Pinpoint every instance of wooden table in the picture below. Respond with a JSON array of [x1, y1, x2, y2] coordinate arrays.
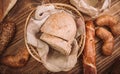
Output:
[[0, 0, 120, 74]]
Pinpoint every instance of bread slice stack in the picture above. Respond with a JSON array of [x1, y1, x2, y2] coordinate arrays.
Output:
[[40, 12, 77, 55]]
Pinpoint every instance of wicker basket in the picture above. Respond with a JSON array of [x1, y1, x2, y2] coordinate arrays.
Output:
[[24, 3, 86, 64]]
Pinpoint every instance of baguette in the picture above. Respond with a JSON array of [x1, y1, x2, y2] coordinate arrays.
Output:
[[83, 21, 97, 74]]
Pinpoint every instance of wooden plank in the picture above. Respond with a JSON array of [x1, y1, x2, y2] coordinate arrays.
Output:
[[0, 0, 120, 74]]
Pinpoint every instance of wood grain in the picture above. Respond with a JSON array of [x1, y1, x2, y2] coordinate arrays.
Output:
[[0, 0, 120, 74]]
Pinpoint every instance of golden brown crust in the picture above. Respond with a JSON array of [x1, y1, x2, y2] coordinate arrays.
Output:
[[83, 21, 97, 74], [96, 27, 114, 56], [96, 15, 117, 27], [95, 15, 120, 36], [0, 47, 29, 68], [111, 23, 120, 36]]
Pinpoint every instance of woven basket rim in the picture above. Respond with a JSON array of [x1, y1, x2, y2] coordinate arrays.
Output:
[[24, 3, 86, 62]]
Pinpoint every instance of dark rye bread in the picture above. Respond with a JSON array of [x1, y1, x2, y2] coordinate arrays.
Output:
[[0, 22, 15, 55]]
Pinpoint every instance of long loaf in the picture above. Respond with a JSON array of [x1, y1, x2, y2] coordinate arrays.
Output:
[[83, 21, 97, 74]]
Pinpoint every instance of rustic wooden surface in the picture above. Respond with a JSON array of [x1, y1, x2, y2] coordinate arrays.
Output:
[[0, 0, 120, 74]]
